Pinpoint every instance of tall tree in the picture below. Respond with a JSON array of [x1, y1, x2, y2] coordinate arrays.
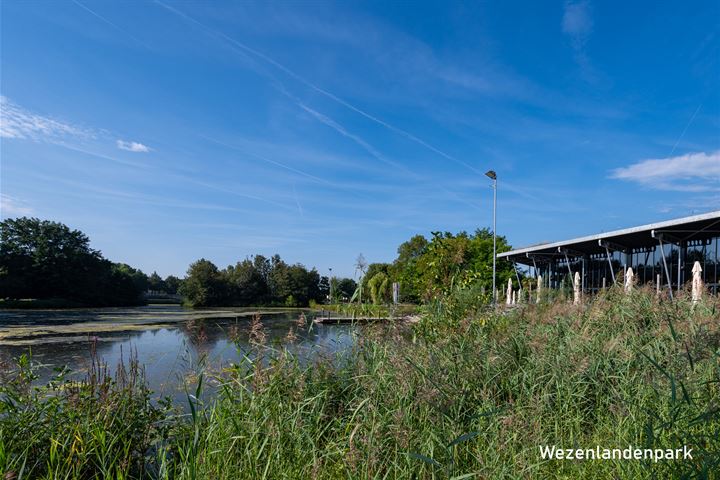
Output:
[[164, 275, 182, 294], [0, 217, 145, 305], [364, 263, 390, 301], [415, 229, 514, 300], [0, 217, 101, 299], [336, 278, 357, 301], [384, 229, 514, 303], [148, 271, 166, 292], [391, 234, 429, 303], [318, 275, 330, 302], [367, 271, 390, 305], [179, 259, 228, 307], [225, 259, 268, 305]]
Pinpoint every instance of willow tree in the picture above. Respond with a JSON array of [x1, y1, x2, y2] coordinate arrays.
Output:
[[367, 271, 390, 305]]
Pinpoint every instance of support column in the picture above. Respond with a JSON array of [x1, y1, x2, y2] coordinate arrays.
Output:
[[658, 237, 674, 300], [604, 245, 616, 285], [513, 261, 522, 298], [677, 240, 687, 292], [714, 237, 720, 294], [643, 250, 651, 286]]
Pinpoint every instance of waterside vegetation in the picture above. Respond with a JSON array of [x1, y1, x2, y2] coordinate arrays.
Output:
[[0, 218, 152, 308], [0, 218, 344, 309], [1, 218, 518, 310], [2, 287, 718, 479]]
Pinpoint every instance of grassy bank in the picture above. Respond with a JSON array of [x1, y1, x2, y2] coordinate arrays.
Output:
[[1, 288, 719, 479], [317, 302, 419, 318]]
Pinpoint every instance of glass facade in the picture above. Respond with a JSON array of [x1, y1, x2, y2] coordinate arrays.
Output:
[[500, 213, 720, 297]]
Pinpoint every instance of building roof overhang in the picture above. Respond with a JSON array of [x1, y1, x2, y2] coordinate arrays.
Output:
[[498, 210, 720, 266]]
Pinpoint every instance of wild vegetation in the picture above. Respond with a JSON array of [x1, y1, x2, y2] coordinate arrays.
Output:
[[0, 218, 151, 307], [361, 229, 515, 304], [178, 256, 334, 308], [2, 287, 718, 479], [0, 217, 352, 309], [178, 229, 517, 308], [1, 218, 517, 311]]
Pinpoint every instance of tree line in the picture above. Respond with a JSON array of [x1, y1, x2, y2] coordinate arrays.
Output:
[[178, 229, 516, 306], [0, 218, 154, 306], [178, 256, 358, 307], [1, 217, 515, 308], [0, 218, 355, 308]]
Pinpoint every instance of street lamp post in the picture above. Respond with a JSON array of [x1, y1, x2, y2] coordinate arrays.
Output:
[[329, 267, 333, 303], [485, 170, 497, 305]]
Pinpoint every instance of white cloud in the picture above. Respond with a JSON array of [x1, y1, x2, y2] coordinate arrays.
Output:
[[0, 194, 34, 217], [116, 140, 151, 152], [562, 1, 593, 40], [562, 1, 600, 82], [610, 151, 720, 191], [0, 96, 93, 141], [0, 97, 151, 156]]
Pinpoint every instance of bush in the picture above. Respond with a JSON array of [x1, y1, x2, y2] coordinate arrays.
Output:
[[0, 348, 173, 479]]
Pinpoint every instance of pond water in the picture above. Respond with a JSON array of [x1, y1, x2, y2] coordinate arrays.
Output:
[[0, 305, 356, 403]]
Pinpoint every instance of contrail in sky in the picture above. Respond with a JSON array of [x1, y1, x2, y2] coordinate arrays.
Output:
[[293, 184, 304, 217], [669, 103, 702, 157], [296, 102, 408, 173], [200, 134, 337, 187], [153, 0, 483, 175], [77, 0, 485, 212], [71, 0, 149, 48]]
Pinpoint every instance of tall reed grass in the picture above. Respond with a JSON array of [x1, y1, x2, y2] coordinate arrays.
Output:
[[1, 287, 718, 478]]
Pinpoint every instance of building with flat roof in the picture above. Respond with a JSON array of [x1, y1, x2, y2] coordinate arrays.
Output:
[[498, 211, 720, 297]]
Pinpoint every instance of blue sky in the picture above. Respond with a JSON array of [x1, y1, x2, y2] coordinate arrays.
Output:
[[1, 1, 718, 278]]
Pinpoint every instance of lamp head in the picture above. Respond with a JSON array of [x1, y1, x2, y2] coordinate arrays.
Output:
[[485, 170, 497, 180]]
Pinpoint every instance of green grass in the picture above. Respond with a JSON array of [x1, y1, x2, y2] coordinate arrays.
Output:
[[1, 287, 719, 479], [321, 302, 419, 318]]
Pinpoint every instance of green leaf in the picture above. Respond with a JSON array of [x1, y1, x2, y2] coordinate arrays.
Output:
[[448, 431, 480, 447], [408, 452, 442, 467]]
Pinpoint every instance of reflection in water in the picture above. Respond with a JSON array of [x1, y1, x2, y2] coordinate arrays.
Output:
[[0, 306, 356, 403]]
